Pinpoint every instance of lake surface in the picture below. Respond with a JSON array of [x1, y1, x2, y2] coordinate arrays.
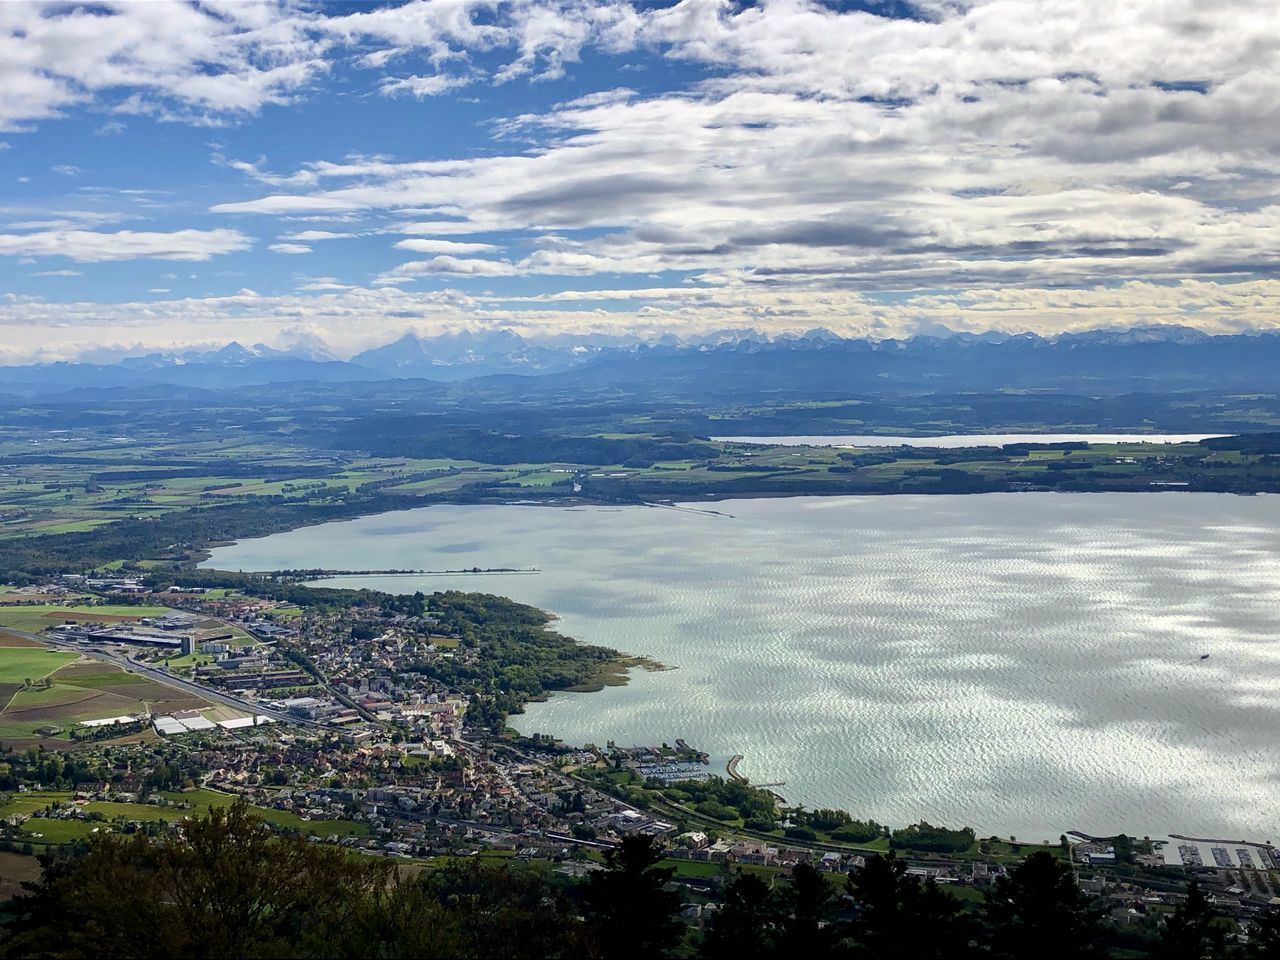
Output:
[[714, 433, 1226, 448], [206, 494, 1280, 841]]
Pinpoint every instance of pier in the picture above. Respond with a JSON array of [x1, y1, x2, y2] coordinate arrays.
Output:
[[726, 754, 784, 789]]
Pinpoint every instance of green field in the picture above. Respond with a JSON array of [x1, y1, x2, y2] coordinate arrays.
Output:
[[55, 670, 151, 690], [157, 788, 238, 809], [162, 652, 215, 668], [0, 647, 76, 685], [6, 789, 368, 843], [160, 789, 369, 836], [0, 604, 174, 635], [0, 427, 505, 542], [0, 654, 209, 745], [19, 819, 100, 844], [0, 791, 73, 819], [255, 809, 371, 838], [5, 684, 96, 710], [80, 800, 216, 822]]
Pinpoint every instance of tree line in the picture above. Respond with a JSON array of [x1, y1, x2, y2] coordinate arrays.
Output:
[[3, 802, 1277, 959]]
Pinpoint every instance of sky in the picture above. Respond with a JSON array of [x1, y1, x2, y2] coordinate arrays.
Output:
[[2, 0, 1280, 363]]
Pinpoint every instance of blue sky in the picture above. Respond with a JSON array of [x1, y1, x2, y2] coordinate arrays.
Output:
[[1, 0, 1279, 361]]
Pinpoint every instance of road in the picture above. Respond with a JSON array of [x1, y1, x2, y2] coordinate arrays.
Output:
[[12, 627, 308, 727]]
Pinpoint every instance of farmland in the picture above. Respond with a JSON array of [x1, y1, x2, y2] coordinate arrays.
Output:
[[5, 381, 1280, 572], [10, 788, 369, 849], [0, 603, 174, 635], [0, 646, 76, 686], [0, 653, 208, 746], [0, 849, 40, 902]]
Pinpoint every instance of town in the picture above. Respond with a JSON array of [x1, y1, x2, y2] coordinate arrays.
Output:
[[1, 575, 1278, 954]]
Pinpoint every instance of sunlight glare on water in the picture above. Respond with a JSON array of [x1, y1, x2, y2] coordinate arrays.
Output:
[[205, 493, 1280, 841]]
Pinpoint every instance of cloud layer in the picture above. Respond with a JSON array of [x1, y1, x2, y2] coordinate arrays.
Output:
[[3, 0, 1279, 358], [5, 276, 1280, 364]]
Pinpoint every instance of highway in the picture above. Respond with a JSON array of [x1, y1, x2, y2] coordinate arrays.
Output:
[[11, 627, 306, 727]]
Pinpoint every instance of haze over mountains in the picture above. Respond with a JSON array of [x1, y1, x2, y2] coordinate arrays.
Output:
[[2, 325, 1279, 400]]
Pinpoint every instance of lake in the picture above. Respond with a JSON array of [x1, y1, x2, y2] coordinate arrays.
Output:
[[205, 493, 1280, 841], [714, 433, 1226, 448]]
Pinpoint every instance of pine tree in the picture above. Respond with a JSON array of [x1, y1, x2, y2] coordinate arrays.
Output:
[[983, 851, 1103, 960], [582, 834, 685, 958], [1157, 879, 1226, 960], [846, 852, 975, 959], [701, 872, 780, 959]]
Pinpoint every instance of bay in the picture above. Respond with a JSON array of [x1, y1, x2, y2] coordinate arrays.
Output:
[[204, 493, 1280, 841]]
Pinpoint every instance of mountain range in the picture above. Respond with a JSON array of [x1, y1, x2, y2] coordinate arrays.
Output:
[[2, 325, 1278, 399]]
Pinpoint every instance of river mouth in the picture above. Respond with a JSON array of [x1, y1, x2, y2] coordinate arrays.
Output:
[[204, 492, 1280, 842]]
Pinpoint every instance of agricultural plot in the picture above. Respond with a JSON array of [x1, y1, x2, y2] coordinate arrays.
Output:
[[19, 819, 100, 844], [0, 603, 173, 635], [0, 850, 41, 902], [0, 654, 209, 744], [10, 789, 368, 845], [0, 647, 76, 685], [0, 632, 45, 648], [0, 792, 72, 820], [0, 424, 495, 540]]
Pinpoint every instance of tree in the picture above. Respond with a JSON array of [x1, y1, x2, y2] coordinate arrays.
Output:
[[983, 852, 1103, 960], [1244, 905, 1280, 959], [701, 873, 780, 959], [845, 852, 974, 959], [2, 801, 395, 958], [2, 803, 595, 959], [804, 808, 853, 833], [846, 852, 911, 957], [1157, 879, 1226, 960], [777, 862, 840, 955], [581, 835, 685, 958], [908, 877, 978, 959], [401, 859, 589, 959]]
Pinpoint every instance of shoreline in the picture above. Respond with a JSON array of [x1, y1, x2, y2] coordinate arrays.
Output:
[[194, 486, 1275, 567]]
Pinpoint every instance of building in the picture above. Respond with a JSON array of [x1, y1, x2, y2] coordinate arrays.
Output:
[[180, 635, 198, 657], [51, 624, 182, 649], [282, 696, 324, 716], [151, 612, 198, 631]]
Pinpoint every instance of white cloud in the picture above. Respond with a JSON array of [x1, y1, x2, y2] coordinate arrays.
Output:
[[0, 0, 645, 131], [280, 230, 350, 242], [393, 238, 500, 254], [0, 228, 251, 262], [5, 277, 1280, 363], [297, 277, 354, 292], [386, 255, 516, 277], [7, 0, 1280, 351], [379, 72, 475, 98], [0, 1, 329, 131], [202, 0, 1280, 296], [32, 269, 82, 277], [219, 156, 322, 188]]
